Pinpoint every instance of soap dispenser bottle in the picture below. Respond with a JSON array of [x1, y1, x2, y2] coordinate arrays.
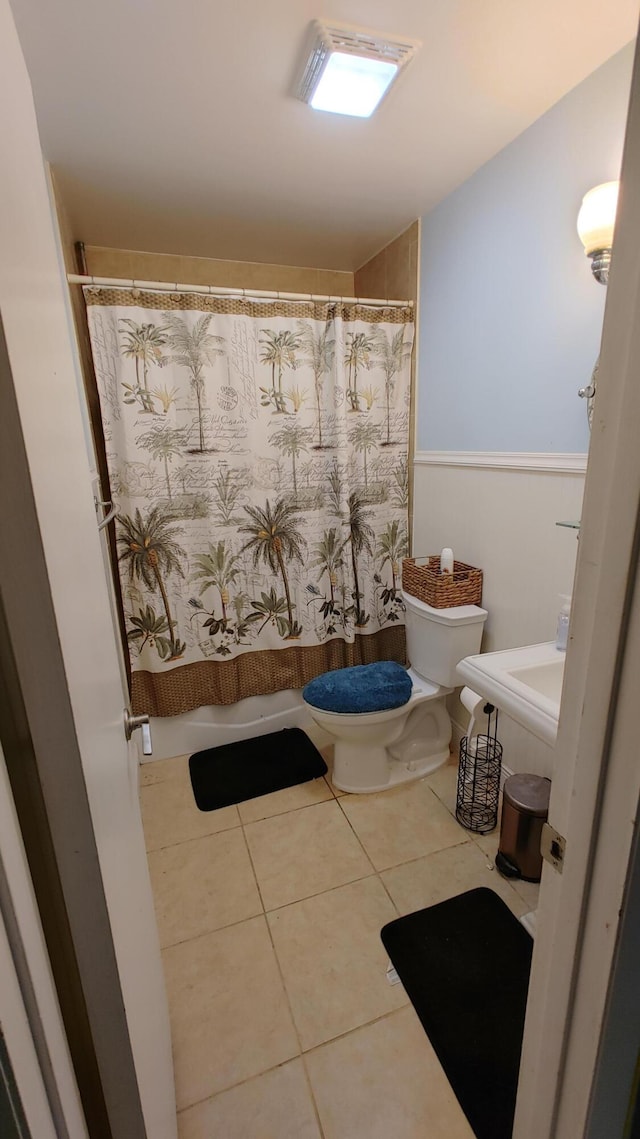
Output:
[[556, 594, 571, 652]]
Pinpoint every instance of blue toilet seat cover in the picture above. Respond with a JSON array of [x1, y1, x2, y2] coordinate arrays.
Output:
[[302, 661, 413, 714]]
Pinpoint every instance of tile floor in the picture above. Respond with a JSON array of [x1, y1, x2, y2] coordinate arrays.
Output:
[[140, 751, 538, 1139]]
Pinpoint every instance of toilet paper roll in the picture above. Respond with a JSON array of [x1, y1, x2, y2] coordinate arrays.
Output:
[[440, 547, 454, 575], [460, 686, 486, 743], [460, 687, 484, 719]]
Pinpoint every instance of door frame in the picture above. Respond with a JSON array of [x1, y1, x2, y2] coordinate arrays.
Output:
[[0, 897, 57, 1139], [0, 737, 89, 1139], [515, 24, 640, 1139]]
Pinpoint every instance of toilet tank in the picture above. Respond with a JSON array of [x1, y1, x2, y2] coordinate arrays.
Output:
[[401, 590, 488, 688]]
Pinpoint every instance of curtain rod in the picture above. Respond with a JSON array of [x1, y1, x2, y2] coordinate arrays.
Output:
[[66, 273, 413, 309]]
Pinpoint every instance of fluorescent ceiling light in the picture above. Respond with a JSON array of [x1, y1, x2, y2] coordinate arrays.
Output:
[[296, 21, 419, 119], [310, 53, 398, 118]]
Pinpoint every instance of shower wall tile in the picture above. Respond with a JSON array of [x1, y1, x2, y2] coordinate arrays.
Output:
[[354, 220, 419, 303], [355, 257, 386, 301], [386, 246, 416, 305], [174, 255, 245, 287], [354, 219, 419, 550], [84, 245, 354, 296], [129, 250, 178, 282], [317, 269, 356, 295], [86, 246, 135, 279]]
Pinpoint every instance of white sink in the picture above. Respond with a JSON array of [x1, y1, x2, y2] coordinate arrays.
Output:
[[457, 642, 564, 746]]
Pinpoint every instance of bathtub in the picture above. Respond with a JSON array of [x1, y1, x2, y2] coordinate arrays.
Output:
[[146, 687, 331, 762]]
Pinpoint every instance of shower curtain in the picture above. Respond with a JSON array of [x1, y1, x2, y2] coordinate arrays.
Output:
[[85, 287, 413, 716]]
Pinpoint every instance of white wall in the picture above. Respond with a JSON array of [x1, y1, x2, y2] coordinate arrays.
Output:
[[413, 459, 585, 777], [418, 43, 633, 453], [413, 46, 636, 777], [413, 462, 584, 651]]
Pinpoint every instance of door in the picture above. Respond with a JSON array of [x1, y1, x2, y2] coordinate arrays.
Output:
[[0, 739, 89, 1139], [0, 2, 176, 1136], [515, 23, 640, 1139]]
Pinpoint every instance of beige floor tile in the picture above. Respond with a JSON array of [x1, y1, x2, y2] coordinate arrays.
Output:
[[148, 829, 262, 947], [381, 842, 529, 919], [471, 828, 501, 858], [268, 877, 406, 1050], [425, 757, 459, 816], [140, 772, 239, 852], [177, 1059, 321, 1139], [472, 830, 541, 907], [238, 776, 333, 824], [139, 753, 189, 786], [510, 875, 541, 909], [245, 800, 372, 911], [305, 1006, 474, 1139], [319, 745, 345, 796], [327, 779, 346, 797], [339, 781, 468, 871], [162, 916, 299, 1109]]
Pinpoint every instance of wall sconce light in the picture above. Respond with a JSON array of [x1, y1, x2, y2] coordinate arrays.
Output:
[[577, 181, 619, 285], [577, 180, 619, 428]]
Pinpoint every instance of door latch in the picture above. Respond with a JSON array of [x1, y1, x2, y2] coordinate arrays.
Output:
[[123, 710, 153, 755], [541, 822, 566, 872]]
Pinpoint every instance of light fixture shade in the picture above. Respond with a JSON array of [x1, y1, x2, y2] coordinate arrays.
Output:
[[296, 21, 420, 118], [577, 181, 619, 255]]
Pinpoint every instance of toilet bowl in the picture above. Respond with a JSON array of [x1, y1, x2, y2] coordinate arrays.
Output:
[[304, 591, 488, 793]]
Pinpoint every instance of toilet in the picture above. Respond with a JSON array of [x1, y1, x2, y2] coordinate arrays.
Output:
[[303, 590, 488, 793]]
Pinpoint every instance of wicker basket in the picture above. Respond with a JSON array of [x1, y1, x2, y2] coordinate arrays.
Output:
[[402, 556, 483, 609]]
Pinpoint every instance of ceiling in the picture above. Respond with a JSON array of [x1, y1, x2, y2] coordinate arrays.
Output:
[[10, 0, 638, 270]]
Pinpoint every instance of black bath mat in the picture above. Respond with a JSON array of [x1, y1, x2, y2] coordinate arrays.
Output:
[[189, 727, 328, 811], [381, 887, 533, 1139]]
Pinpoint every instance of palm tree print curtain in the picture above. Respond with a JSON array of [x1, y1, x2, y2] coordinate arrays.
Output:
[[85, 288, 413, 716]]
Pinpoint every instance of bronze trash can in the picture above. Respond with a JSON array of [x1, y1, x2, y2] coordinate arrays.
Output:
[[496, 774, 551, 883]]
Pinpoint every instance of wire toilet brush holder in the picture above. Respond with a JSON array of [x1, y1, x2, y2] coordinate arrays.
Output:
[[456, 704, 502, 834]]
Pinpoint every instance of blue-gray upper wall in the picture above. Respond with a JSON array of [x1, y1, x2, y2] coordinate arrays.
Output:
[[417, 43, 634, 453]]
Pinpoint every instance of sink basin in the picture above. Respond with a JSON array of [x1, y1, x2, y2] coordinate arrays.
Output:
[[457, 642, 564, 746], [508, 658, 564, 703]]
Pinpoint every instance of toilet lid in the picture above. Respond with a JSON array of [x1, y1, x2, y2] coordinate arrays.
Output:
[[302, 660, 412, 714]]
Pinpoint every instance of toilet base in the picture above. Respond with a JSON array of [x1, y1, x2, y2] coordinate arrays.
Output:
[[332, 742, 450, 794]]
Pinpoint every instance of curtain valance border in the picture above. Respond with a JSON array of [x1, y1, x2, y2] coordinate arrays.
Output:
[[82, 286, 414, 324]]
